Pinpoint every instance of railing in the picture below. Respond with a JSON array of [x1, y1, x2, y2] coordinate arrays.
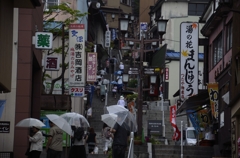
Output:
[[127, 132, 134, 158]]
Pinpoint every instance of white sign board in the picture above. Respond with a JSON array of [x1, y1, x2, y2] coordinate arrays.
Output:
[[180, 22, 199, 101], [35, 32, 53, 49], [105, 31, 111, 47], [69, 87, 85, 97], [69, 24, 86, 87], [44, 56, 60, 71]]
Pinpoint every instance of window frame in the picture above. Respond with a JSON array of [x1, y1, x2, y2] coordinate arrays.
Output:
[[121, 0, 131, 6], [188, 3, 207, 16], [213, 33, 223, 66], [226, 21, 232, 52], [45, 0, 59, 11]]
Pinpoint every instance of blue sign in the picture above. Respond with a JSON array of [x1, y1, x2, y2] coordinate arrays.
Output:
[[111, 29, 116, 40], [140, 22, 148, 31]]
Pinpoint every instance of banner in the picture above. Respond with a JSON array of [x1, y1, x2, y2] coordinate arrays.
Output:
[[87, 53, 97, 82], [197, 108, 210, 129], [69, 24, 86, 87], [170, 104, 181, 141], [0, 100, 6, 119], [180, 22, 199, 101], [207, 83, 219, 119], [187, 109, 201, 134]]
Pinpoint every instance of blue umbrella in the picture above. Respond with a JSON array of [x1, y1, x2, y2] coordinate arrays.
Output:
[[114, 71, 122, 75], [111, 81, 118, 85]]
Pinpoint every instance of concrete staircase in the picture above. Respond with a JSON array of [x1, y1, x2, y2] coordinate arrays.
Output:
[[153, 145, 214, 158], [142, 101, 188, 145]]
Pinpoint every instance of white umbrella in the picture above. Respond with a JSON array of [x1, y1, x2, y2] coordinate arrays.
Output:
[[60, 112, 89, 127], [101, 113, 118, 128], [46, 114, 72, 135], [106, 105, 129, 127], [16, 118, 45, 128], [106, 105, 128, 114], [106, 105, 137, 132]]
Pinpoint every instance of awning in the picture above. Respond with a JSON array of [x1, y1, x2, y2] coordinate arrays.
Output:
[[176, 90, 209, 115], [151, 44, 167, 68]]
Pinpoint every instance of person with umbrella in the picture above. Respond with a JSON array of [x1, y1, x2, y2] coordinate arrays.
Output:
[[46, 121, 63, 158], [69, 118, 87, 158], [110, 115, 130, 158], [27, 126, 43, 158]]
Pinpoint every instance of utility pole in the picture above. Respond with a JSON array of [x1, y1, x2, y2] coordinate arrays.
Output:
[[62, 24, 65, 95]]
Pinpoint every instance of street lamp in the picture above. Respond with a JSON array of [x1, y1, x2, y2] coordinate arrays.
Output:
[[150, 75, 157, 84], [112, 14, 115, 21], [119, 17, 129, 37], [156, 19, 168, 46], [119, 17, 168, 136]]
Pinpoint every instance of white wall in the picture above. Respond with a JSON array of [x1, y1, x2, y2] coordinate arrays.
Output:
[[0, 8, 18, 151], [161, 2, 205, 53]]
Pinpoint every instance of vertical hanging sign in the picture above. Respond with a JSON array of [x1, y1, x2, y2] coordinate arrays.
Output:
[[69, 24, 86, 87], [180, 22, 199, 101], [87, 53, 97, 82]]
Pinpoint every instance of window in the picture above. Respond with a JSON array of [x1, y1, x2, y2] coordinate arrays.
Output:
[[213, 33, 223, 66], [188, 3, 207, 16], [45, 0, 59, 10], [121, 0, 131, 6], [226, 22, 232, 51]]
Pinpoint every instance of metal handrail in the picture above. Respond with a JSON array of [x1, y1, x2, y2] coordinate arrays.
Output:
[[127, 132, 134, 158]]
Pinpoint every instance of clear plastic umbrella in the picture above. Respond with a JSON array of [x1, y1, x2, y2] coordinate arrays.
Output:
[[16, 118, 45, 128], [46, 114, 72, 135], [106, 105, 137, 132], [101, 113, 118, 128], [60, 112, 89, 127], [105, 105, 130, 128]]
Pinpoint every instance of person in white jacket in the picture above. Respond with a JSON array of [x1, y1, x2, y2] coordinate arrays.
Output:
[[28, 126, 43, 158], [117, 96, 126, 108]]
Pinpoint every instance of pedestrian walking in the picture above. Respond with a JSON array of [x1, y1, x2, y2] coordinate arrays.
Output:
[[46, 121, 63, 158], [119, 62, 124, 72], [110, 120, 130, 158], [105, 58, 110, 73], [117, 96, 126, 108], [112, 84, 118, 99], [86, 127, 97, 154], [110, 55, 117, 74], [69, 118, 87, 158], [102, 123, 113, 154], [100, 84, 107, 102], [27, 126, 43, 158]]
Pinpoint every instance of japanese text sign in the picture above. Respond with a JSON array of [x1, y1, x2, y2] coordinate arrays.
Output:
[[68, 24, 86, 87], [180, 22, 199, 101], [87, 53, 97, 82], [0, 121, 10, 133], [207, 83, 219, 119], [44, 56, 60, 71], [35, 32, 53, 49], [69, 87, 85, 97]]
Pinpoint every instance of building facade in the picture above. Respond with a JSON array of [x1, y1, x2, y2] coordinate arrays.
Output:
[[0, 0, 43, 158]]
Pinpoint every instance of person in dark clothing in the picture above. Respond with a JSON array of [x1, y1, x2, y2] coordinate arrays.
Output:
[[86, 127, 97, 154], [113, 38, 119, 49], [110, 121, 130, 158]]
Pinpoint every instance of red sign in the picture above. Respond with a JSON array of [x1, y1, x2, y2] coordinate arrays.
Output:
[[87, 53, 97, 82], [165, 68, 169, 80]]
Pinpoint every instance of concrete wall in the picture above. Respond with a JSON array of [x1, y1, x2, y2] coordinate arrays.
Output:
[[0, 7, 18, 152]]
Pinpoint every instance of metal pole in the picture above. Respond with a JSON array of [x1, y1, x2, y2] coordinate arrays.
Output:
[[137, 34, 144, 136], [161, 93, 165, 138], [181, 121, 183, 158], [62, 24, 65, 95]]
